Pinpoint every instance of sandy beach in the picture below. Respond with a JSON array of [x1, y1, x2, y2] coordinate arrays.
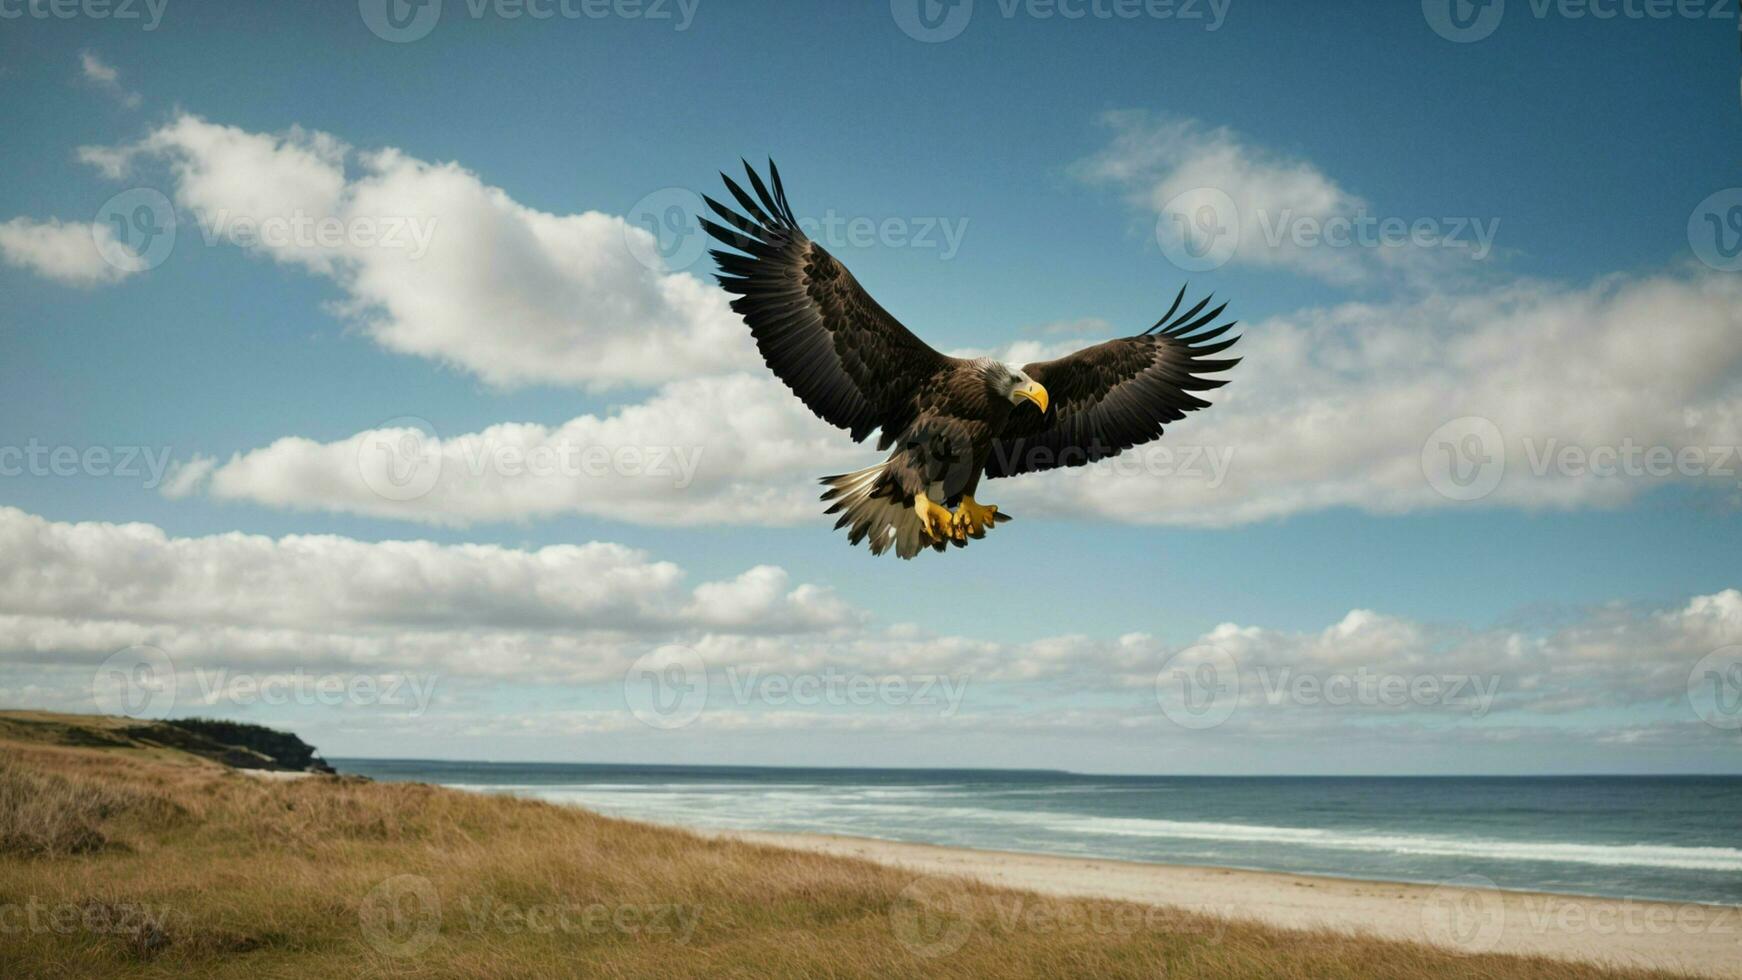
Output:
[[717, 830, 1742, 978]]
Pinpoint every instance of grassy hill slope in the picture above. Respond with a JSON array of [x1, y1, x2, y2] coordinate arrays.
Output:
[[0, 711, 1699, 979]]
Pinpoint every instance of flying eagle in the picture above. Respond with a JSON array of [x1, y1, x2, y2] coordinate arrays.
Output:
[[702, 160, 1240, 559]]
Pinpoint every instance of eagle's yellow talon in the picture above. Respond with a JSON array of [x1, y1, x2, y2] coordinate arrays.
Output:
[[914, 492, 953, 540], [953, 495, 999, 537]]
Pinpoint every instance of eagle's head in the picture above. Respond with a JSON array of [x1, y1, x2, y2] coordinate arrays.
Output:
[[978, 359, 1050, 415]]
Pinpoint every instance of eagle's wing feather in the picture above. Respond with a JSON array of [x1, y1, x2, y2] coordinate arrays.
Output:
[[986, 286, 1240, 478], [702, 160, 951, 445]]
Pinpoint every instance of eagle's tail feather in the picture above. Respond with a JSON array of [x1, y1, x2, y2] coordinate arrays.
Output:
[[819, 463, 932, 560]]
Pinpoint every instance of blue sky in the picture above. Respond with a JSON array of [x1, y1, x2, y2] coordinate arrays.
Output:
[[2, 0, 1740, 773]]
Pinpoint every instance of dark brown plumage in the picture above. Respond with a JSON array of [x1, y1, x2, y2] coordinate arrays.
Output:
[[703, 160, 1240, 558]]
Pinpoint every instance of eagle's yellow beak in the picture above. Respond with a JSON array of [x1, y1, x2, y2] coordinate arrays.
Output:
[[1012, 380, 1049, 414]]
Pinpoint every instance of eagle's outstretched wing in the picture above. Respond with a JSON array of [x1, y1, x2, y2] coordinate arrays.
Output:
[[702, 160, 951, 447], [985, 287, 1240, 478]]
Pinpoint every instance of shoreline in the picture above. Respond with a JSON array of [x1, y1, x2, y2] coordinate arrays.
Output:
[[5, 711, 1734, 980], [709, 829, 1742, 978]]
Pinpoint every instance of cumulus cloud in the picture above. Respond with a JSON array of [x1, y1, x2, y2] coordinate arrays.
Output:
[[0, 216, 146, 286], [0, 506, 857, 686], [79, 50, 142, 108], [62, 111, 1742, 533], [176, 373, 855, 526], [176, 266, 1742, 530], [157, 455, 218, 500], [998, 270, 1742, 526], [1076, 111, 1496, 287], [79, 114, 755, 389], [0, 507, 1732, 748], [1149, 592, 1742, 728]]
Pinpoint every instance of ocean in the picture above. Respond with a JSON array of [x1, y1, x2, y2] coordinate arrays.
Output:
[[332, 760, 1742, 907]]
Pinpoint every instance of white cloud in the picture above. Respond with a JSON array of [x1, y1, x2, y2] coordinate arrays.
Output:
[[1077, 112, 1494, 286], [177, 266, 1742, 530], [997, 270, 1742, 526], [1152, 591, 1742, 722], [0, 216, 145, 286], [0, 506, 857, 685], [61, 111, 1742, 533], [78, 50, 119, 83], [157, 455, 217, 500], [0, 506, 1733, 748], [79, 51, 141, 108], [80, 114, 755, 389], [178, 373, 855, 527]]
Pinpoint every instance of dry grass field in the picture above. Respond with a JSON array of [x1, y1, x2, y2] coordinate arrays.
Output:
[[0, 710, 1708, 979]]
